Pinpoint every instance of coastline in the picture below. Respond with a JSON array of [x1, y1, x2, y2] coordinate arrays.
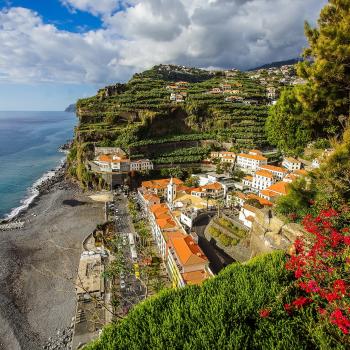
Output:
[[1, 154, 68, 224], [0, 172, 104, 349]]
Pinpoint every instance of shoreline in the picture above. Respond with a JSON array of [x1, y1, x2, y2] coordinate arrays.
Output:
[[0, 173, 104, 349], [1, 144, 70, 224]]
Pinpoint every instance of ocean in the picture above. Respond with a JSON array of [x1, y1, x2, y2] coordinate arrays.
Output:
[[0, 111, 76, 220]]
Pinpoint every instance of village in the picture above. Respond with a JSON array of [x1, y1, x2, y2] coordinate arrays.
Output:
[[69, 140, 332, 347]]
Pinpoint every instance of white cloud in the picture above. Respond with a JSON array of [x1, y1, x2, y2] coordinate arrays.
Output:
[[0, 1, 327, 85], [60, 0, 119, 16]]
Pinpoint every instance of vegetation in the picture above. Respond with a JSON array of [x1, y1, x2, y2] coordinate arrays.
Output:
[[266, 0, 350, 155], [84, 251, 347, 350]]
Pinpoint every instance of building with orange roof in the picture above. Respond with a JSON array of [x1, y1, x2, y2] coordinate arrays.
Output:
[[258, 164, 287, 180], [236, 152, 267, 171], [167, 235, 210, 287], [252, 169, 275, 191], [282, 157, 301, 171], [243, 175, 253, 188], [190, 182, 224, 199], [259, 181, 290, 201], [239, 203, 259, 228], [210, 151, 236, 163], [142, 193, 160, 207], [141, 178, 183, 197]]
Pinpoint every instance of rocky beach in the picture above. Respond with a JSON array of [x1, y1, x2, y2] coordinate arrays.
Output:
[[0, 174, 104, 350]]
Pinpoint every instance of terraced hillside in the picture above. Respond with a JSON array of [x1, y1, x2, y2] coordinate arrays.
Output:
[[71, 64, 270, 185]]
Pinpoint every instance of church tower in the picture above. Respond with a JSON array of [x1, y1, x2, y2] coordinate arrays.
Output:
[[167, 177, 177, 204]]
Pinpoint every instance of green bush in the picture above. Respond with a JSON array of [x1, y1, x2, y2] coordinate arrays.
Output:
[[84, 252, 343, 350]]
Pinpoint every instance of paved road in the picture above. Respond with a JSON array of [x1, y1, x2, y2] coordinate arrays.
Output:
[[193, 215, 235, 274], [110, 192, 145, 314]]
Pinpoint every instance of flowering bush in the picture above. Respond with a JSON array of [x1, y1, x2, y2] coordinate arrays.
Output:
[[284, 208, 350, 335]]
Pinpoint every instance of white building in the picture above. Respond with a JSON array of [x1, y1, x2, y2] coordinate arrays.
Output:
[[236, 151, 267, 171], [130, 159, 153, 172], [258, 165, 287, 180], [282, 157, 302, 171], [239, 204, 258, 229], [252, 170, 275, 191]]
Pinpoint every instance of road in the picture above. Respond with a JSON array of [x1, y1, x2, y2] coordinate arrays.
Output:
[[110, 191, 145, 314], [193, 214, 235, 274]]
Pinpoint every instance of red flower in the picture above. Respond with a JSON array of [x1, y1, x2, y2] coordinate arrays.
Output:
[[294, 268, 303, 279], [292, 297, 311, 309], [318, 307, 327, 316], [259, 309, 270, 318], [330, 309, 350, 335], [284, 303, 292, 315], [344, 236, 350, 246], [325, 292, 340, 303], [333, 280, 347, 295]]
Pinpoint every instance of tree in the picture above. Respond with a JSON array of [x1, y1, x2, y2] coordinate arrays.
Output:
[[265, 88, 312, 155], [184, 176, 199, 188], [296, 0, 350, 137], [266, 1, 350, 154]]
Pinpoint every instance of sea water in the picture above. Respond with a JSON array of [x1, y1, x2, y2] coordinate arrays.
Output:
[[0, 111, 76, 219]]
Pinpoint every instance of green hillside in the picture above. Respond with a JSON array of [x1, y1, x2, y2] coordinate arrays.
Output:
[[70, 64, 270, 185], [84, 251, 343, 350]]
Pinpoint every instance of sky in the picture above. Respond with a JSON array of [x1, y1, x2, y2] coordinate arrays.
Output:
[[0, 0, 327, 111]]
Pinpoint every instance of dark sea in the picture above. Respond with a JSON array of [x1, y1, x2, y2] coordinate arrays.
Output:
[[0, 111, 76, 219]]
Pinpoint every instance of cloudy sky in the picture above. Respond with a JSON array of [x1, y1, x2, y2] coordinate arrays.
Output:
[[0, 0, 326, 110]]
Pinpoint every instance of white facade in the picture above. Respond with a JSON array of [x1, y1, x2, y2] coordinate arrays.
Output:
[[252, 171, 274, 191], [282, 157, 301, 171], [239, 205, 257, 228], [236, 153, 267, 171], [258, 165, 287, 180], [130, 159, 153, 172]]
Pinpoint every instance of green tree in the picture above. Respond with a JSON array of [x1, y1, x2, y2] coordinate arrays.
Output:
[[265, 88, 312, 155], [296, 0, 350, 137]]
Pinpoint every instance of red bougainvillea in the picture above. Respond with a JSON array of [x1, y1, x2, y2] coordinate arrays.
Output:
[[284, 208, 350, 335]]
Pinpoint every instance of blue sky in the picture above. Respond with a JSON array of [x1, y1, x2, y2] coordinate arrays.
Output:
[[0, 0, 327, 111]]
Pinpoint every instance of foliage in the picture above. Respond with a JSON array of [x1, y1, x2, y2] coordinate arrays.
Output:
[[265, 88, 312, 155], [296, 0, 350, 137], [184, 176, 199, 188], [84, 251, 345, 350], [276, 126, 350, 220], [265, 208, 350, 343]]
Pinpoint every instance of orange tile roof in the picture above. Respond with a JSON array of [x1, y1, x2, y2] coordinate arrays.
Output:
[[284, 157, 300, 163], [255, 170, 274, 179], [150, 203, 169, 217], [244, 175, 253, 181], [143, 194, 160, 202], [202, 182, 222, 190], [259, 165, 287, 173], [162, 230, 185, 243], [141, 178, 183, 190], [238, 153, 267, 161], [156, 217, 177, 230], [97, 155, 112, 162], [247, 193, 273, 207], [264, 181, 289, 195], [246, 215, 255, 222], [249, 149, 263, 154], [171, 236, 208, 266], [182, 269, 208, 285], [234, 191, 247, 200], [259, 189, 280, 198]]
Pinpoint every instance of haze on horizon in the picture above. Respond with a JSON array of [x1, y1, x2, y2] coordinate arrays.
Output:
[[0, 0, 326, 111]]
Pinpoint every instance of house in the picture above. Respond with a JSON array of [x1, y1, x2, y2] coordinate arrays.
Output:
[[252, 170, 275, 191], [170, 93, 184, 103], [130, 159, 153, 172], [228, 191, 272, 208], [166, 84, 178, 90], [259, 181, 289, 201], [191, 182, 224, 200], [220, 83, 231, 91], [311, 158, 320, 169], [210, 88, 222, 94], [210, 151, 236, 163], [141, 193, 160, 207], [225, 95, 243, 103], [258, 164, 287, 180], [140, 178, 183, 197], [175, 81, 189, 88], [236, 151, 267, 171], [243, 175, 253, 188], [239, 204, 258, 228], [167, 235, 209, 287], [282, 157, 302, 171]]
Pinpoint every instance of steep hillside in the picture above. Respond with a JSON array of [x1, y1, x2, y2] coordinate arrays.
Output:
[[84, 251, 343, 350], [71, 65, 269, 184]]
